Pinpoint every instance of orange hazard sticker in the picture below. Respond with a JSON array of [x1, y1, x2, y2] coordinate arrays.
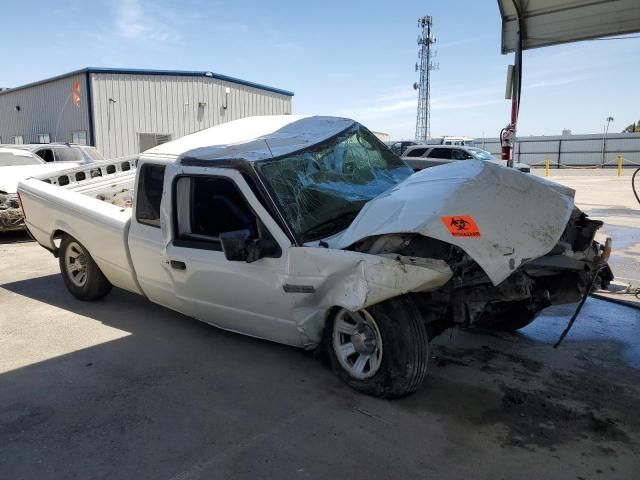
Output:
[[441, 215, 481, 238]]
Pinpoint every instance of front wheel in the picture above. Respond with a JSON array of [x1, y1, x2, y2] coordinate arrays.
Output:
[[325, 296, 429, 398], [59, 234, 112, 301]]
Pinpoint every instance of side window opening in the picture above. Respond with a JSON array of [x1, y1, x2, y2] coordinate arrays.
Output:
[[191, 177, 257, 239], [406, 147, 427, 158], [176, 177, 257, 242], [136, 164, 166, 228], [427, 148, 452, 159], [174, 176, 277, 252], [452, 149, 474, 160], [54, 148, 83, 162], [36, 149, 55, 163]]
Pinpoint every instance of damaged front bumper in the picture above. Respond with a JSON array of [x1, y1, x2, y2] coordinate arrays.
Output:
[[0, 194, 24, 232], [429, 209, 614, 331], [338, 205, 613, 338]]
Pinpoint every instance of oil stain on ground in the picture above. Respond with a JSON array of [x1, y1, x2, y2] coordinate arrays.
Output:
[[422, 338, 640, 453]]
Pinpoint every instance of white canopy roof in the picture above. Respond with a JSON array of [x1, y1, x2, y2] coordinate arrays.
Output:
[[498, 0, 640, 53]]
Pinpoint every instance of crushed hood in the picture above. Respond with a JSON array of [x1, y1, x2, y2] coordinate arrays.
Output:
[[0, 163, 80, 194], [330, 160, 576, 285]]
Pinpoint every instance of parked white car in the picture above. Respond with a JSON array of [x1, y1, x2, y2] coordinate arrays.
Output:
[[402, 144, 531, 173], [1, 143, 105, 165], [17, 116, 611, 397], [0, 147, 80, 231]]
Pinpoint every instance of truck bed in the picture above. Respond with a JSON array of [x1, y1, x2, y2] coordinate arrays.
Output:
[[36, 158, 137, 202], [18, 159, 142, 294]]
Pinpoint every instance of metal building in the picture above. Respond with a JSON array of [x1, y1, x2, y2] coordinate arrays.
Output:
[[0, 67, 294, 159]]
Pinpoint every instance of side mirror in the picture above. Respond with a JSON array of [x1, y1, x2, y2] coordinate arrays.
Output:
[[219, 230, 281, 263], [219, 229, 251, 261]]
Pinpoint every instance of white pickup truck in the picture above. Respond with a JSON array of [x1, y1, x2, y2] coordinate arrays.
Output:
[[18, 115, 612, 398]]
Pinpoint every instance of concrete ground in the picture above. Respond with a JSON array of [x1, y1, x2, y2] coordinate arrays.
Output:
[[532, 168, 640, 287], [1, 169, 640, 480]]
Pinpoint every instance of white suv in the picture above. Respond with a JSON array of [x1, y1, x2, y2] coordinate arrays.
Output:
[[402, 145, 530, 173]]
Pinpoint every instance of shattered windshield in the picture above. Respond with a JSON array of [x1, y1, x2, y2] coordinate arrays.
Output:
[[256, 125, 413, 242]]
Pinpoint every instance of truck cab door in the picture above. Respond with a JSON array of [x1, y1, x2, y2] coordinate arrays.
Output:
[[161, 166, 302, 347]]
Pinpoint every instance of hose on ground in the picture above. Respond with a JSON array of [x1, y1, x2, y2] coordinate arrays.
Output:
[[633, 167, 640, 206], [553, 267, 603, 349]]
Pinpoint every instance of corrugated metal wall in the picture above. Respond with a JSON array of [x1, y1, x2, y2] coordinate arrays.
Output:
[[0, 73, 90, 145], [91, 73, 292, 159], [474, 133, 640, 167]]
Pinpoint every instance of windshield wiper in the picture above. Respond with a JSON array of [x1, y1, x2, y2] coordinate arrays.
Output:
[[302, 211, 358, 241]]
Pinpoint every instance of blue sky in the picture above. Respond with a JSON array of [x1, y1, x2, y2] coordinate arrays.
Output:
[[1, 0, 639, 139]]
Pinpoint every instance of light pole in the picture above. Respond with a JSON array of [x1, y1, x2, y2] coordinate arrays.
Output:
[[601, 116, 614, 168]]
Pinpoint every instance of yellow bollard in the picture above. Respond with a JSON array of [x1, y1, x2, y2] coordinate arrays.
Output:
[[545, 158, 550, 177], [617, 155, 623, 176]]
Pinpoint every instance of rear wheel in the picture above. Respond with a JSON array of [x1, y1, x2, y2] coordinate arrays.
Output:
[[59, 234, 112, 301], [325, 296, 429, 398]]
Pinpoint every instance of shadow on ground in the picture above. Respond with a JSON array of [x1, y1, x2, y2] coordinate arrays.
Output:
[[1, 274, 639, 479], [0, 231, 33, 245]]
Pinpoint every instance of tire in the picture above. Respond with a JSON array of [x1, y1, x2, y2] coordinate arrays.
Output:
[[325, 296, 429, 398], [58, 234, 112, 301], [475, 302, 539, 332]]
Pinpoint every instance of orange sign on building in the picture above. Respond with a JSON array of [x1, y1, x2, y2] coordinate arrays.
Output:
[[72, 81, 81, 107]]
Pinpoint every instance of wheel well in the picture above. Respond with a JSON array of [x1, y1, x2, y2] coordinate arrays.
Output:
[[50, 230, 69, 257], [314, 306, 342, 352]]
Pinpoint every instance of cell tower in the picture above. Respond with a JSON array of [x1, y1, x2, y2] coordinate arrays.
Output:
[[413, 16, 438, 141]]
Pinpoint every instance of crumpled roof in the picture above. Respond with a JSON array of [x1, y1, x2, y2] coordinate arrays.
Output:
[[145, 115, 355, 162]]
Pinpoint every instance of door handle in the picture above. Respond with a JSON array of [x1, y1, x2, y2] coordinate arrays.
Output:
[[169, 260, 187, 270]]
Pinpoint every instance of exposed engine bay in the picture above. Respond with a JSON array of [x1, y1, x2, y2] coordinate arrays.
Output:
[[0, 195, 24, 232], [349, 207, 613, 337]]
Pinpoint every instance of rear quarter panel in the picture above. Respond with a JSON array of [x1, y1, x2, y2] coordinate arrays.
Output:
[[18, 178, 141, 294]]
